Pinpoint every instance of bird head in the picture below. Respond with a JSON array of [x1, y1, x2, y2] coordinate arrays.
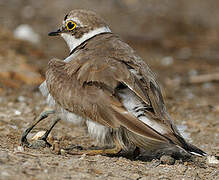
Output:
[[48, 9, 111, 51]]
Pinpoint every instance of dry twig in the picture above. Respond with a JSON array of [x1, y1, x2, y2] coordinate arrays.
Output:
[[188, 73, 219, 84]]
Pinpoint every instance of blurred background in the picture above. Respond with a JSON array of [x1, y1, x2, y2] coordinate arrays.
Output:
[[0, 1, 218, 179], [1, 0, 219, 89]]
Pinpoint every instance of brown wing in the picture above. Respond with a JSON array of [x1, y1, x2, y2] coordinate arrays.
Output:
[[65, 37, 172, 126], [46, 57, 170, 144]]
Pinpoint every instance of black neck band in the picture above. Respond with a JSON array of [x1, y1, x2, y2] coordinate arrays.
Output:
[[69, 32, 112, 56]]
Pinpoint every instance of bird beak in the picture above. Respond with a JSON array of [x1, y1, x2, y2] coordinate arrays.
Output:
[[48, 28, 62, 36]]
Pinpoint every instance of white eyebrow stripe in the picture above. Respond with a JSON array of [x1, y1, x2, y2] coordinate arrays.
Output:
[[66, 17, 82, 26]]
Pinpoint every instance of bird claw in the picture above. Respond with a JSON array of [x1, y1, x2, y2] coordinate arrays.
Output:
[[29, 139, 52, 149], [20, 136, 31, 148]]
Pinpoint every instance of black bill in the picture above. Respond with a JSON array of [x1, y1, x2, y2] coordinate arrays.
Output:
[[48, 29, 62, 36]]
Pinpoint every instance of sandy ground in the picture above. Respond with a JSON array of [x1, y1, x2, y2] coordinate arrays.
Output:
[[0, 60, 218, 180], [0, 0, 219, 179]]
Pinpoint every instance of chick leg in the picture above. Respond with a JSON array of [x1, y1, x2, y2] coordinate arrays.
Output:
[[21, 109, 55, 147], [67, 139, 122, 156], [30, 116, 61, 149]]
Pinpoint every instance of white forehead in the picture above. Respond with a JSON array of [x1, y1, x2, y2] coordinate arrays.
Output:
[[63, 17, 82, 26]]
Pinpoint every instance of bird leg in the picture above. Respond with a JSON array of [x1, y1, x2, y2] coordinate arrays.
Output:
[[66, 139, 122, 156], [30, 116, 61, 149], [20, 109, 55, 147]]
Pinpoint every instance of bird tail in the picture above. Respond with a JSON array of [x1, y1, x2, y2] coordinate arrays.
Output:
[[184, 142, 207, 156], [175, 134, 207, 156]]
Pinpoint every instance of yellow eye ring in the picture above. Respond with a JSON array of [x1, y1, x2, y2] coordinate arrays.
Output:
[[66, 21, 76, 31]]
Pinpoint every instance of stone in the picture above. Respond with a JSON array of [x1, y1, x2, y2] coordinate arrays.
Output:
[[160, 155, 175, 165]]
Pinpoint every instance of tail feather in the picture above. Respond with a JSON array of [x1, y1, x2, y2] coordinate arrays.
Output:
[[175, 134, 207, 156], [185, 143, 207, 156]]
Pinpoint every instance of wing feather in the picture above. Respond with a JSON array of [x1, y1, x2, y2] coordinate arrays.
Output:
[[64, 57, 173, 142], [47, 58, 170, 144]]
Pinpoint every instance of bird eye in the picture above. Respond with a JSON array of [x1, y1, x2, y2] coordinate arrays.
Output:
[[66, 21, 76, 31]]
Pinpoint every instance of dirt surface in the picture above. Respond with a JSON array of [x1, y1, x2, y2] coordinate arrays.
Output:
[[0, 1, 219, 179]]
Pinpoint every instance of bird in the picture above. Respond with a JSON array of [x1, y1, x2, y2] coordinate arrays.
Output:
[[21, 9, 206, 158]]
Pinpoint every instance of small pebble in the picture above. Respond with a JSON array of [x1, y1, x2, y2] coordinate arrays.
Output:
[[10, 125, 18, 130], [160, 155, 175, 165], [79, 154, 86, 160], [207, 156, 219, 164], [17, 96, 26, 102], [14, 110, 21, 115], [95, 154, 102, 158], [17, 146, 24, 152], [14, 24, 40, 44], [161, 56, 174, 66], [60, 149, 66, 155], [14, 146, 24, 152], [1, 171, 9, 177]]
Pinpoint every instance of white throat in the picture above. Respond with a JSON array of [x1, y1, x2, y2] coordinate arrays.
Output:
[[61, 26, 111, 52]]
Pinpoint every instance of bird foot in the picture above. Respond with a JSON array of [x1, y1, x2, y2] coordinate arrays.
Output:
[[66, 144, 122, 156], [21, 138, 51, 149]]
